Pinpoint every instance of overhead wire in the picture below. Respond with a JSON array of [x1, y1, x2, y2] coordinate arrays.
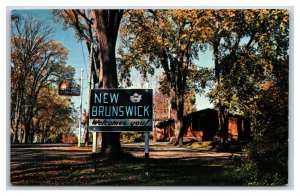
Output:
[[80, 40, 88, 79]]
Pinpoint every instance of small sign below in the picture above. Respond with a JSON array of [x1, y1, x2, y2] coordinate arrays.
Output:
[[58, 81, 80, 96]]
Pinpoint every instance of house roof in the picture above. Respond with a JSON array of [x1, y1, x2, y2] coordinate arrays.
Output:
[[155, 108, 249, 129], [156, 118, 174, 129]]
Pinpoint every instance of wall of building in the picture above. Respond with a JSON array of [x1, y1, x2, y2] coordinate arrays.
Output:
[[154, 109, 251, 142]]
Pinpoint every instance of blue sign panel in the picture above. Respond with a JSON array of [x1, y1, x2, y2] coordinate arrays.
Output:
[[89, 89, 153, 132]]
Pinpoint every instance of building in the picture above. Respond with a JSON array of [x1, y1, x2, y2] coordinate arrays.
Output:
[[154, 108, 251, 142]]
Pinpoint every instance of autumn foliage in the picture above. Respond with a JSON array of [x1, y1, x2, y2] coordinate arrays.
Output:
[[11, 9, 289, 185], [11, 13, 76, 144]]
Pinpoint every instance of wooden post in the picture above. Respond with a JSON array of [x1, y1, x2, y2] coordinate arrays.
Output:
[[144, 82, 150, 176], [92, 131, 97, 153]]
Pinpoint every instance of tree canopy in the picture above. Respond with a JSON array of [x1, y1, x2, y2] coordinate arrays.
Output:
[[118, 10, 213, 146]]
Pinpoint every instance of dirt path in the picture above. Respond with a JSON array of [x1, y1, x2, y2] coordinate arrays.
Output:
[[122, 142, 238, 160], [10, 142, 237, 171]]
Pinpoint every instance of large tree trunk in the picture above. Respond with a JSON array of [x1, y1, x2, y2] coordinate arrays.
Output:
[[91, 9, 124, 160], [174, 93, 184, 147], [12, 95, 19, 143], [30, 132, 35, 143], [218, 104, 229, 146], [20, 130, 25, 143], [13, 113, 21, 143], [84, 42, 94, 147], [12, 92, 23, 144], [24, 109, 34, 143], [24, 123, 30, 144], [213, 39, 229, 146]]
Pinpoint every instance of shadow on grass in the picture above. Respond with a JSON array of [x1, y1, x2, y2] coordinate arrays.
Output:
[[90, 154, 243, 186], [10, 144, 244, 186]]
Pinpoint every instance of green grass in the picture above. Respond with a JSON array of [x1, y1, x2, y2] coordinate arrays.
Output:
[[185, 141, 243, 153], [185, 141, 216, 151]]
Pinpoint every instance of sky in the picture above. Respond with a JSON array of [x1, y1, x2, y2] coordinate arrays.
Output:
[[11, 9, 214, 116]]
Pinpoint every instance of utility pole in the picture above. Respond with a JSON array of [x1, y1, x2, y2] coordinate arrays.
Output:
[[85, 43, 93, 146], [78, 68, 84, 147]]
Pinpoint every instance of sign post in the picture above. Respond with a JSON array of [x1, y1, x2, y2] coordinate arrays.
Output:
[[92, 132, 97, 153], [143, 82, 150, 176], [89, 88, 153, 175], [89, 89, 153, 132], [145, 131, 150, 176]]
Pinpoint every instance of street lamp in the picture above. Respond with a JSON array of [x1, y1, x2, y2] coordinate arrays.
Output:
[[78, 68, 84, 147]]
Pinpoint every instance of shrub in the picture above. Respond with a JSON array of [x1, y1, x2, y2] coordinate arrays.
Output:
[[121, 133, 144, 143], [234, 125, 288, 185]]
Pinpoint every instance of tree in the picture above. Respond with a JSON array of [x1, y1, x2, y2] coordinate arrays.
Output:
[[235, 10, 289, 185], [32, 87, 74, 143], [202, 9, 289, 184], [52, 9, 99, 146], [90, 10, 124, 159], [52, 9, 100, 85], [205, 10, 289, 146], [118, 10, 212, 146], [154, 87, 196, 121], [154, 90, 173, 120], [11, 13, 74, 143], [53, 9, 125, 159]]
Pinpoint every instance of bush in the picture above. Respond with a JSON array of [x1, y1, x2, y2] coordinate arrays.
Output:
[[121, 133, 144, 143], [62, 134, 78, 144], [234, 126, 288, 185]]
